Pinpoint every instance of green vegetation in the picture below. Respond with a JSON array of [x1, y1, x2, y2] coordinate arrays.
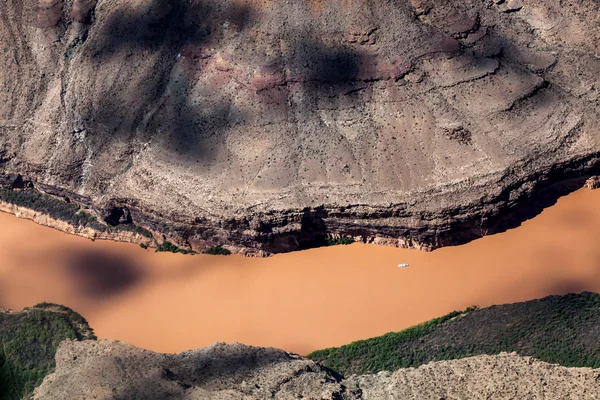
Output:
[[0, 188, 106, 231], [203, 245, 232, 255], [0, 303, 96, 400], [308, 292, 600, 375], [140, 243, 149, 250], [325, 236, 355, 246], [0, 188, 152, 238], [155, 241, 195, 254], [113, 222, 153, 238]]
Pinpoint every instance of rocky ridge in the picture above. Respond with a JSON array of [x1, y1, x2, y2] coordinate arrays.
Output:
[[1, 0, 600, 254], [0, 303, 96, 399], [34, 340, 600, 399]]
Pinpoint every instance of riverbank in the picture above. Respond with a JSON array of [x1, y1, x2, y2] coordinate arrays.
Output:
[[1, 187, 600, 355]]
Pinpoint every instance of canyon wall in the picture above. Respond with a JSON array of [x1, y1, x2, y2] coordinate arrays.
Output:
[[1, 0, 600, 254]]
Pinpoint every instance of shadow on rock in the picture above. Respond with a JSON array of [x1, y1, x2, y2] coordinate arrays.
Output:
[[90, 0, 255, 58], [165, 344, 307, 388], [72, 0, 254, 162]]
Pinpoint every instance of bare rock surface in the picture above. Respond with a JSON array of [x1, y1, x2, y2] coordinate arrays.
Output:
[[34, 340, 600, 399], [2, 0, 600, 254], [34, 340, 343, 399], [585, 176, 600, 190], [346, 353, 600, 399]]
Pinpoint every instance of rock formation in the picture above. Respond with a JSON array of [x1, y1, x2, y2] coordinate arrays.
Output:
[[1, 0, 600, 254], [585, 176, 600, 190], [34, 340, 600, 399]]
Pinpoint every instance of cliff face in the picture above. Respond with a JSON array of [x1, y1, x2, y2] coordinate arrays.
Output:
[[1, 0, 600, 254], [34, 340, 600, 399]]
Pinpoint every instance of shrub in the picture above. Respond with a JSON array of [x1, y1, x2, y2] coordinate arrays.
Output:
[[0, 188, 154, 238], [114, 222, 154, 238], [203, 245, 232, 255], [0, 304, 96, 399], [0, 188, 107, 232], [155, 241, 194, 254], [325, 236, 354, 246], [308, 292, 600, 375]]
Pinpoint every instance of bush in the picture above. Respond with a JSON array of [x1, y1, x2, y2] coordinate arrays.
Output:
[[325, 236, 354, 246], [114, 222, 154, 238], [203, 245, 232, 255], [155, 241, 195, 254], [0, 188, 154, 238], [308, 292, 600, 375], [0, 304, 96, 399], [0, 188, 107, 232]]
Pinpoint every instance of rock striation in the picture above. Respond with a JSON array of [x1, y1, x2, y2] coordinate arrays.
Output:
[[1, 0, 600, 254], [34, 340, 600, 399]]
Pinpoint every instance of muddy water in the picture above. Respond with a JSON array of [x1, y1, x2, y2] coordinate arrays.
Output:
[[1, 188, 600, 355]]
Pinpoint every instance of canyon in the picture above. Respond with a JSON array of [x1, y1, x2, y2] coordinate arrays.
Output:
[[2, 0, 600, 398], [4, 294, 600, 399], [1, 0, 600, 254], [1, 187, 600, 355]]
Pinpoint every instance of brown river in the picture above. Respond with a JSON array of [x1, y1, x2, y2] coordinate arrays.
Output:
[[1, 188, 600, 355]]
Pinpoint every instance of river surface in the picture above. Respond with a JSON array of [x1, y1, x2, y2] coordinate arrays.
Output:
[[1, 188, 600, 355]]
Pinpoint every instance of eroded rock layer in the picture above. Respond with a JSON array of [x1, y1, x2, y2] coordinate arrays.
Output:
[[1, 0, 600, 254], [34, 340, 600, 399]]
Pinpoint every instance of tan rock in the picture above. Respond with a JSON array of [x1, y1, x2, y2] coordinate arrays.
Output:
[[585, 176, 600, 190], [34, 341, 600, 400], [1, 0, 599, 254]]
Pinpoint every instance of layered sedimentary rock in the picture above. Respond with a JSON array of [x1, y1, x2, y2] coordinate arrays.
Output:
[[34, 340, 600, 399], [1, 0, 600, 254]]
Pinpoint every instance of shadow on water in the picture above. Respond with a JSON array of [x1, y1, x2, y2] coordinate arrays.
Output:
[[63, 250, 144, 298], [544, 251, 600, 295], [477, 244, 600, 312]]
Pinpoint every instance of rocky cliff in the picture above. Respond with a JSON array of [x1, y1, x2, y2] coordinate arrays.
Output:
[[1, 0, 600, 254], [34, 340, 600, 399]]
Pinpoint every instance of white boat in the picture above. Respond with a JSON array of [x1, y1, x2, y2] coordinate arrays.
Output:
[[398, 263, 409, 268]]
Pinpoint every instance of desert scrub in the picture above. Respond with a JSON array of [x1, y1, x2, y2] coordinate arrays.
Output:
[[0, 304, 96, 400], [325, 236, 354, 246], [0, 188, 107, 231], [308, 293, 600, 375], [0, 188, 153, 238], [203, 245, 232, 255], [155, 241, 195, 254], [113, 222, 154, 238]]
